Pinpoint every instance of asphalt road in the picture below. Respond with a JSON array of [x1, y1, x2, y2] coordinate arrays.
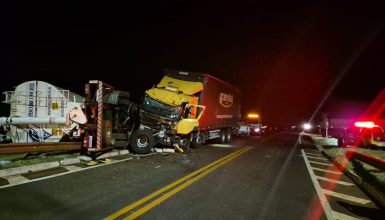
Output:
[[0, 134, 333, 219]]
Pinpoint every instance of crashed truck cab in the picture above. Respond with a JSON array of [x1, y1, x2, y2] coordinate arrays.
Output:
[[131, 75, 205, 154]]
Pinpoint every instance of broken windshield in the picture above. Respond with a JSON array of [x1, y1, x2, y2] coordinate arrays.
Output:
[[141, 95, 181, 120]]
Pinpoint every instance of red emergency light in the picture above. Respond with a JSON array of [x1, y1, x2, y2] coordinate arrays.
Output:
[[354, 121, 376, 128]]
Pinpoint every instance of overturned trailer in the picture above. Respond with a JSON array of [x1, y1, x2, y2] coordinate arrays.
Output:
[[1, 80, 85, 143], [80, 80, 136, 154]]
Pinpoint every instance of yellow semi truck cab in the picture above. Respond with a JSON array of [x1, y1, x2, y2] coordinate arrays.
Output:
[[130, 70, 241, 154], [144, 75, 205, 134]]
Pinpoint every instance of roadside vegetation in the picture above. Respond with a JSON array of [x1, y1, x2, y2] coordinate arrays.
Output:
[[324, 147, 385, 202], [0, 152, 80, 170]]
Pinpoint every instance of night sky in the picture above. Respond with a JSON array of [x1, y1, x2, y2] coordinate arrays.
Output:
[[2, 0, 385, 125]]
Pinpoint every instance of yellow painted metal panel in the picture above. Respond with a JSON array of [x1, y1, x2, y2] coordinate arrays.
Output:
[[157, 76, 203, 95], [176, 119, 199, 134], [146, 88, 197, 106]]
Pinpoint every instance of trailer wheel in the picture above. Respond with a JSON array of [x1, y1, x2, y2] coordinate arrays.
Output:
[[220, 130, 226, 143], [130, 130, 155, 154], [225, 129, 232, 143]]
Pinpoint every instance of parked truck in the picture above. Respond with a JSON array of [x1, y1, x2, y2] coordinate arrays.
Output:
[[130, 69, 242, 153]]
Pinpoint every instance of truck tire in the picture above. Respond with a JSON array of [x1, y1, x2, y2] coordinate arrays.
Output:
[[225, 129, 232, 143], [220, 130, 226, 144], [180, 138, 191, 152], [130, 130, 155, 154], [190, 132, 203, 148], [189, 133, 197, 148]]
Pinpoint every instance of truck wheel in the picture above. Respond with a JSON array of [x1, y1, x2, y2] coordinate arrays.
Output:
[[180, 138, 191, 152], [190, 132, 203, 148], [189, 133, 196, 148], [220, 130, 226, 143], [130, 130, 155, 154], [225, 129, 232, 143]]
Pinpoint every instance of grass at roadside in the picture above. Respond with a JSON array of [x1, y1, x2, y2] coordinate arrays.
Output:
[[0, 152, 80, 170], [324, 147, 385, 198], [325, 148, 385, 160]]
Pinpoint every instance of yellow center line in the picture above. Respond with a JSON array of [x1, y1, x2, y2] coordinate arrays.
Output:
[[124, 147, 252, 220], [104, 146, 252, 220]]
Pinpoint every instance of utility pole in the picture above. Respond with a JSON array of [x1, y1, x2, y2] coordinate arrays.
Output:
[[321, 113, 329, 137]]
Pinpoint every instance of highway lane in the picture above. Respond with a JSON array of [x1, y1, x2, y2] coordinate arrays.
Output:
[[133, 134, 325, 220], [0, 134, 326, 219]]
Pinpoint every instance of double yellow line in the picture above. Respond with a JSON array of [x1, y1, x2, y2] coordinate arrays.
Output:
[[105, 146, 252, 220]]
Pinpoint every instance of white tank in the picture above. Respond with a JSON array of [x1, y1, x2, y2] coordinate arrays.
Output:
[[1, 80, 85, 143]]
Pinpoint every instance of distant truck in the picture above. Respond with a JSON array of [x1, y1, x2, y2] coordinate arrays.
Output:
[[130, 69, 242, 153]]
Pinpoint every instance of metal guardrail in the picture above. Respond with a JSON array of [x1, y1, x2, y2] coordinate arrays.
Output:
[[346, 150, 385, 172], [0, 142, 82, 155]]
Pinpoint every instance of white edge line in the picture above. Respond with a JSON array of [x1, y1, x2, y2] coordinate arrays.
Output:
[[306, 155, 329, 161], [312, 167, 342, 175], [0, 157, 134, 189], [302, 149, 334, 220], [332, 211, 361, 220], [304, 149, 323, 152], [323, 189, 372, 205], [314, 144, 324, 151], [305, 152, 324, 157], [308, 160, 332, 166], [315, 176, 354, 186]]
